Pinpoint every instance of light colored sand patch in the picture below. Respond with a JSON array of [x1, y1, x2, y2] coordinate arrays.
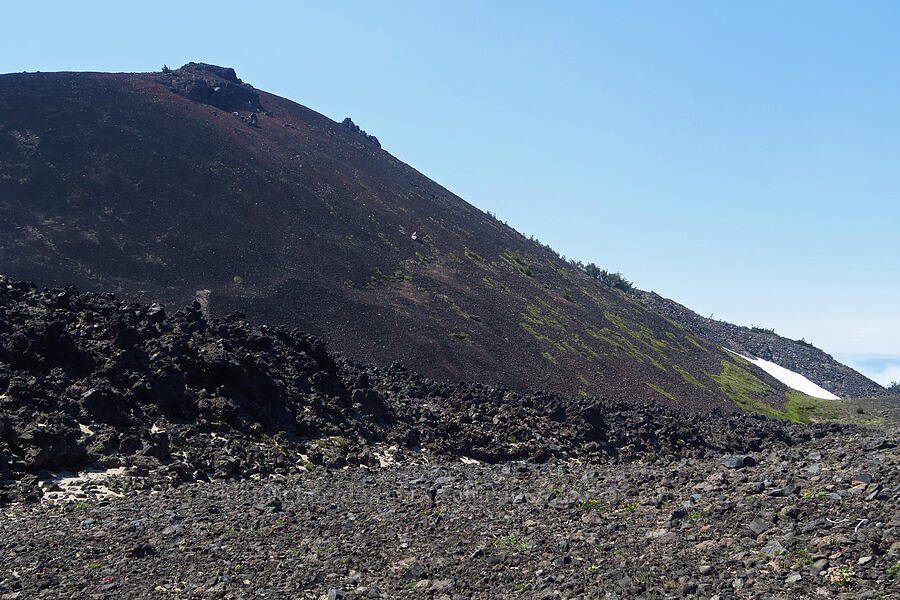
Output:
[[375, 445, 401, 467], [42, 467, 128, 504]]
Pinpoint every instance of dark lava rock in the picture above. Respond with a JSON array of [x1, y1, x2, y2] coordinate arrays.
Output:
[[722, 454, 756, 469], [0, 275, 875, 506], [341, 117, 381, 147], [157, 62, 263, 113]]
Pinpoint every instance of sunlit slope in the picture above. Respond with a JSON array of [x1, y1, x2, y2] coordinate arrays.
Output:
[[0, 63, 795, 412]]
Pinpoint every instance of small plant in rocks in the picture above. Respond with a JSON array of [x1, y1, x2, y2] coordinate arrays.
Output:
[[576, 499, 605, 512], [633, 568, 653, 584], [887, 562, 900, 575], [496, 536, 529, 553], [620, 501, 639, 513], [788, 547, 814, 569], [825, 562, 855, 587]]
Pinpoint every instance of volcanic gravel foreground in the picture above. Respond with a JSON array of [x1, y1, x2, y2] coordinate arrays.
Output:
[[1, 276, 898, 599]]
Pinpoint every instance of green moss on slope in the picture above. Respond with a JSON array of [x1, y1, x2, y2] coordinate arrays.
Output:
[[673, 365, 704, 388], [646, 383, 676, 401], [708, 359, 784, 419]]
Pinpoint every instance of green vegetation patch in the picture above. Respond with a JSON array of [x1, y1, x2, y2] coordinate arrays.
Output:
[[708, 359, 784, 419], [366, 267, 411, 289], [783, 391, 839, 424], [500, 249, 533, 277], [673, 365, 704, 388], [646, 383, 676, 401], [785, 392, 888, 427], [684, 334, 708, 352], [706, 362, 872, 426], [519, 322, 565, 352], [436, 293, 480, 321], [464, 246, 485, 262]]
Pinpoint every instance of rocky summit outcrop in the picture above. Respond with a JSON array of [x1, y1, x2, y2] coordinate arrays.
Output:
[[0, 276, 853, 505], [341, 117, 381, 148], [641, 291, 885, 399], [157, 62, 263, 113]]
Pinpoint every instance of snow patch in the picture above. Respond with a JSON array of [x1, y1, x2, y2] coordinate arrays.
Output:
[[725, 349, 840, 400]]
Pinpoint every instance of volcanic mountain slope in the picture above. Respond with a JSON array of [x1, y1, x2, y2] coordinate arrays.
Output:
[[1, 62, 796, 412], [640, 291, 885, 398]]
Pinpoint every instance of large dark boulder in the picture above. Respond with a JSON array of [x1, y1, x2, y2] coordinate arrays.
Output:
[[158, 62, 263, 113]]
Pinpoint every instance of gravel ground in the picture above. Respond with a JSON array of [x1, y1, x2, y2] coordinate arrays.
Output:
[[2, 277, 899, 598], [2, 429, 897, 599]]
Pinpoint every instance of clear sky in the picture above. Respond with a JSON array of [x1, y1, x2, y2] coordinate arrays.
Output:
[[3, 1, 898, 386]]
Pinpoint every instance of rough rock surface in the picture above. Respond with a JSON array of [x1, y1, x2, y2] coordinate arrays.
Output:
[[640, 291, 885, 398], [0, 276, 853, 504], [1, 276, 899, 597], [157, 62, 263, 113], [341, 117, 381, 147], [1, 433, 898, 598]]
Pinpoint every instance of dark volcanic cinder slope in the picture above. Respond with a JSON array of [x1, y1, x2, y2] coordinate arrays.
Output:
[[0, 63, 792, 412], [640, 291, 885, 398]]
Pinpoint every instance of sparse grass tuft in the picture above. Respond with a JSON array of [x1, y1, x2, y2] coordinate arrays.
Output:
[[464, 246, 485, 262], [646, 383, 675, 401]]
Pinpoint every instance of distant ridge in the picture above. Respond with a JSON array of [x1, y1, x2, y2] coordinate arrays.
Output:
[[640, 291, 885, 398]]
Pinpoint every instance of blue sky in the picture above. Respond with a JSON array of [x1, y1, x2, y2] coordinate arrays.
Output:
[[2, 1, 898, 386]]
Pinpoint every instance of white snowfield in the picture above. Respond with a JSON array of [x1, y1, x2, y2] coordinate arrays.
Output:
[[725, 349, 841, 400]]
